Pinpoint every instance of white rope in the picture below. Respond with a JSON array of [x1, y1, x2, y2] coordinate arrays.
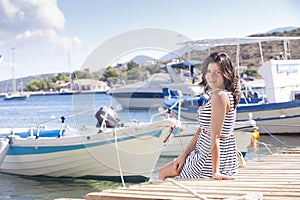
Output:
[[37, 105, 100, 127], [177, 125, 184, 152], [169, 99, 184, 151], [100, 107, 109, 130], [114, 128, 126, 188], [258, 125, 292, 148], [254, 140, 273, 154], [166, 178, 208, 200]]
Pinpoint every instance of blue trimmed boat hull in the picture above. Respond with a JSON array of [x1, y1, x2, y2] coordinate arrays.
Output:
[[0, 118, 179, 180], [165, 97, 300, 134]]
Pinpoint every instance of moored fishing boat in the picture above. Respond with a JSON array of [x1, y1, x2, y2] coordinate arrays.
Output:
[[237, 59, 300, 134], [0, 106, 179, 181]]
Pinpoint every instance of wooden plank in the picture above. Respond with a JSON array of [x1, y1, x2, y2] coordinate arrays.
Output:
[[87, 191, 199, 200], [131, 183, 300, 190], [80, 148, 300, 200], [86, 179, 300, 200], [88, 186, 300, 200], [119, 185, 298, 195]]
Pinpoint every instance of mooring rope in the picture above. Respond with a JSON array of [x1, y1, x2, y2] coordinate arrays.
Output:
[[259, 125, 292, 148], [114, 128, 126, 188], [254, 140, 273, 154], [166, 178, 208, 200]]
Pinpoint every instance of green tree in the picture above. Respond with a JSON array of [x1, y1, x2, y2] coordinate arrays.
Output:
[[244, 68, 260, 77], [102, 67, 119, 81], [127, 61, 139, 70], [145, 64, 161, 74], [25, 73, 70, 91], [52, 73, 69, 82], [73, 70, 92, 79], [26, 82, 39, 91], [127, 68, 142, 80]]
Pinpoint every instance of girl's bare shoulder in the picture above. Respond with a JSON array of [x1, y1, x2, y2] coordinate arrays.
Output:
[[211, 90, 227, 102]]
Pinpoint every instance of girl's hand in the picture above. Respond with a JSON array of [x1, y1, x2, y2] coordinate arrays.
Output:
[[173, 155, 186, 175]]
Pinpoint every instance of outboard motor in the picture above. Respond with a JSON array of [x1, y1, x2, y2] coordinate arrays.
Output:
[[95, 106, 120, 128]]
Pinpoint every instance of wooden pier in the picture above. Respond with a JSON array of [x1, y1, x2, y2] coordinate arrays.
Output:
[[58, 148, 300, 200]]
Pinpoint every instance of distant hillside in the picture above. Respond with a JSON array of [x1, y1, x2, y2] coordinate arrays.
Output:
[[188, 27, 300, 70], [266, 26, 298, 34], [0, 73, 68, 93], [131, 55, 157, 65]]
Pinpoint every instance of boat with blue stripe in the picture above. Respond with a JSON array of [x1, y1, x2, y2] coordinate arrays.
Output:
[[0, 106, 179, 181]]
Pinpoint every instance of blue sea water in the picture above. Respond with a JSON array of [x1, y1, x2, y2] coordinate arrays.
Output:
[[0, 93, 154, 129], [0, 93, 298, 200]]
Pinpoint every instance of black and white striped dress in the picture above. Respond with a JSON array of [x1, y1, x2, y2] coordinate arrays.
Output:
[[180, 91, 239, 178]]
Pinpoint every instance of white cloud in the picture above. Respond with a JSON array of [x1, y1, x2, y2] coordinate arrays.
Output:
[[0, 0, 64, 30], [27, 0, 65, 30], [0, 0, 23, 22], [14, 28, 80, 50], [0, 0, 72, 48], [0, 0, 86, 81]]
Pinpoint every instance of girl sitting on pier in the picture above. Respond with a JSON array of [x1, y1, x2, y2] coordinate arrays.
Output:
[[159, 52, 241, 180]]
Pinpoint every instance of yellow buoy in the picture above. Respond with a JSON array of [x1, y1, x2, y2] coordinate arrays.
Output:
[[252, 129, 260, 141], [250, 129, 260, 148]]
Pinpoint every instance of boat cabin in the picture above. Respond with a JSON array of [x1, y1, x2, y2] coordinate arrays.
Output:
[[258, 59, 300, 103]]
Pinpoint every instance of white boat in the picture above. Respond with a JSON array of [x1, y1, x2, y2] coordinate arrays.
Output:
[[237, 59, 300, 134], [0, 107, 179, 181], [165, 36, 300, 134], [108, 61, 202, 109], [59, 87, 80, 95], [4, 92, 29, 100], [4, 48, 29, 100], [163, 87, 263, 121]]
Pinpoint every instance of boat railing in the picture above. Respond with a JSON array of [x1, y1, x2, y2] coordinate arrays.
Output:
[[35, 106, 101, 138], [34, 104, 174, 137], [150, 103, 180, 122]]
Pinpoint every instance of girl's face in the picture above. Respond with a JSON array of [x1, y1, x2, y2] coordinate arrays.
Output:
[[205, 62, 225, 90]]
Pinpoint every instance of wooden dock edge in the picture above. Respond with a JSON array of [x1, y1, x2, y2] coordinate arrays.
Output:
[[57, 147, 300, 200]]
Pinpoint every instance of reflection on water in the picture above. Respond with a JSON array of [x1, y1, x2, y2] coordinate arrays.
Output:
[[245, 134, 299, 160], [0, 173, 124, 200]]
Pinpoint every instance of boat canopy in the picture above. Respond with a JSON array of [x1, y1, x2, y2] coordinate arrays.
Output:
[[179, 36, 300, 46], [179, 36, 300, 67]]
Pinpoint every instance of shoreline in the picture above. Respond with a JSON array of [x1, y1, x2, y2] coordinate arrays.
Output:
[[0, 90, 109, 97]]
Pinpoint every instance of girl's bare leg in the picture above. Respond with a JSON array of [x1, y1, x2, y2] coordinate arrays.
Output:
[[159, 161, 180, 180]]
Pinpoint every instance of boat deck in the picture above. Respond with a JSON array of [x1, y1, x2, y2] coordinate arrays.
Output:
[[58, 147, 300, 200]]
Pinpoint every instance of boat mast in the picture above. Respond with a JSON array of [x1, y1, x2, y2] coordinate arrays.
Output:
[[11, 48, 16, 93], [67, 49, 74, 90], [283, 40, 291, 59], [236, 38, 240, 74], [187, 43, 191, 81], [258, 42, 264, 64]]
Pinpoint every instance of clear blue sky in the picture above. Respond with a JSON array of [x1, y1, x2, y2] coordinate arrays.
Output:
[[0, 0, 299, 81]]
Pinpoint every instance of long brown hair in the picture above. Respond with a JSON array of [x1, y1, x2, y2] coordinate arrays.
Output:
[[199, 52, 241, 108]]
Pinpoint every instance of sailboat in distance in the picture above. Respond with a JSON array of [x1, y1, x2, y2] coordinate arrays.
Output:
[[4, 48, 29, 100]]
